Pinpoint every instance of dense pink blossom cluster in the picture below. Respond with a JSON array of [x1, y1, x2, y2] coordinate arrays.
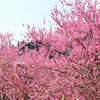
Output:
[[0, 0, 100, 100]]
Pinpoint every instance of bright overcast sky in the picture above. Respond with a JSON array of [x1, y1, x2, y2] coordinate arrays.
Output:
[[0, 0, 65, 43], [0, 0, 99, 44]]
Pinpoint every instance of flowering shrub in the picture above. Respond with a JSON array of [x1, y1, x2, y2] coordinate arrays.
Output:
[[0, 0, 100, 100]]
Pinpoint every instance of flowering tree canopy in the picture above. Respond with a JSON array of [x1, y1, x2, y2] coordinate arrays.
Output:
[[0, 0, 100, 100]]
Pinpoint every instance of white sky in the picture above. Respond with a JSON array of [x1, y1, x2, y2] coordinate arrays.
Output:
[[0, 0, 99, 44], [0, 0, 65, 43]]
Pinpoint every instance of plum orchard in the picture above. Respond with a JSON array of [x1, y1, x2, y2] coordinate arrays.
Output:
[[0, 0, 100, 100]]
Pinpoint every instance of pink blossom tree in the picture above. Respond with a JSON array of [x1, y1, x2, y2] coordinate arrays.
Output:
[[0, 0, 100, 100]]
